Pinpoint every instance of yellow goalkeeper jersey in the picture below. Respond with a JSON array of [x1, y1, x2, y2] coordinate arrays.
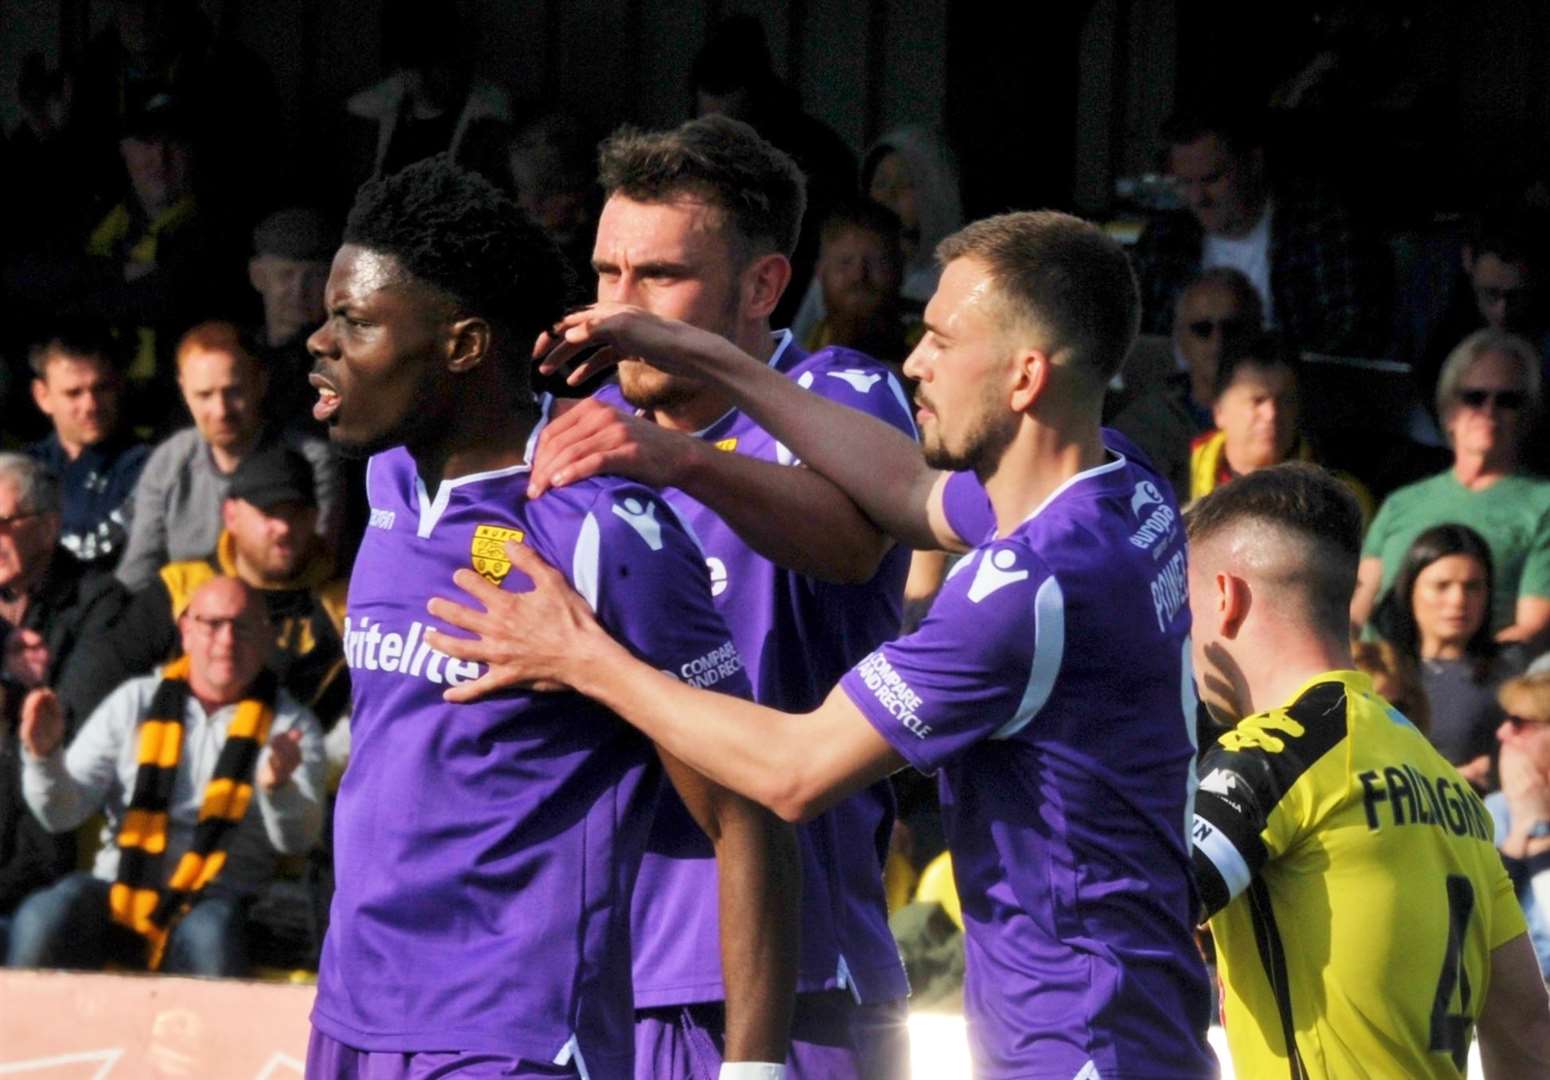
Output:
[[1190, 670, 1526, 1080]]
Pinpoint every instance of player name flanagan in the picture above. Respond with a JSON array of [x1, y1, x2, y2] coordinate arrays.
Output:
[[343, 616, 483, 685]]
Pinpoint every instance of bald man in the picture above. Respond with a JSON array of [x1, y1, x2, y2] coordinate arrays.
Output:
[[8, 577, 324, 976], [1185, 463, 1550, 1078]]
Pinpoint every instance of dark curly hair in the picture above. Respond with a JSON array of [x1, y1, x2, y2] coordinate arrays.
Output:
[[598, 115, 806, 259], [344, 155, 571, 385]]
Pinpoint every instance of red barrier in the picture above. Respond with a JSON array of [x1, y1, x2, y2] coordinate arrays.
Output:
[[0, 969, 312, 1078]]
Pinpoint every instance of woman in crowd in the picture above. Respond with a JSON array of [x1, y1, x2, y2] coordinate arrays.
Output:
[[1488, 671, 1550, 983], [1373, 523, 1525, 788], [1351, 637, 1430, 734], [1353, 329, 1550, 645]]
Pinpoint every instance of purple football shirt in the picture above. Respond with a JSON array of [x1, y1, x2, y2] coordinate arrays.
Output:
[[599, 332, 914, 1006], [312, 433, 752, 1077], [840, 433, 1216, 1078]]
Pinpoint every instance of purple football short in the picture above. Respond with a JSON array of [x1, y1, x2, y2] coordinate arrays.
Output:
[[633, 993, 909, 1080], [306, 1028, 580, 1079]]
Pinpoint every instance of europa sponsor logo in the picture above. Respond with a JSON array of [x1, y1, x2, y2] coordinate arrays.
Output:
[[675, 640, 744, 689], [854, 651, 930, 738], [343, 616, 483, 685]]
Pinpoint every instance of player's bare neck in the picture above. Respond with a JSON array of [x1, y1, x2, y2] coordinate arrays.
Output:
[[984, 420, 1107, 535], [412, 398, 537, 491]]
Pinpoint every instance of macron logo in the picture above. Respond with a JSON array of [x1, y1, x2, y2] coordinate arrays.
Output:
[[344, 616, 482, 685], [612, 497, 663, 550], [828, 369, 883, 394], [967, 548, 1029, 603], [369, 507, 396, 530], [1130, 480, 1164, 519], [1199, 768, 1238, 797]]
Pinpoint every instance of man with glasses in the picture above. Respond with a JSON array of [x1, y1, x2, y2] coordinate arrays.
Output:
[[1353, 329, 1550, 646], [55, 444, 350, 733], [6, 576, 324, 976], [0, 455, 126, 715], [1114, 267, 1263, 497]]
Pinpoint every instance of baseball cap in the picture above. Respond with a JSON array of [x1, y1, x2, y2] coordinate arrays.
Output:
[[228, 444, 317, 510]]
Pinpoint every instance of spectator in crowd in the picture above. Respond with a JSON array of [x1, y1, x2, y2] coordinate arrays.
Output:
[[24, 326, 148, 571], [863, 128, 963, 306], [1186, 331, 1373, 515], [1353, 329, 1550, 644], [792, 126, 963, 346], [691, 14, 857, 325], [801, 199, 921, 367], [1350, 636, 1431, 734], [6, 576, 323, 976], [58, 444, 347, 732], [80, 96, 239, 425], [1404, 212, 1548, 406], [1186, 464, 1550, 1075], [115, 321, 338, 592], [506, 110, 599, 290], [0, 691, 75, 958], [0, 456, 126, 707], [1112, 267, 1263, 498], [248, 208, 338, 429], [1489, 672, 1550, 983], [342, 3, 509, 187], [1129, 106, 1385, 355], [1372, 524, 1524, 788]]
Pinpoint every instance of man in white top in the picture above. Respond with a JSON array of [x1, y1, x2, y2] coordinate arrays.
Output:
[[5, 576, 324, 976], [1130, 105, 1384, 356]]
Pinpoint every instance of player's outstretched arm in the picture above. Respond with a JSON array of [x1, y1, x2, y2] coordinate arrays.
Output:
[[536, 305, 968, 553], [530, 399, 891, 583], [1476, 931, 1550, 1077], [425, 541, 907, 821], [657, 750, 801, 1066]]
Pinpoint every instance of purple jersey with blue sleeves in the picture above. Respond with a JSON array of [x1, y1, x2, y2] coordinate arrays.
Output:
[[840, 434, 1215, 1078], [599, 332, 914, 1006], [312, 439, 751, 1077]]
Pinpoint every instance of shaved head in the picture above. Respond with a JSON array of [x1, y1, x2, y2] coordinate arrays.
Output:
[[1186, 463, 1361, 640]]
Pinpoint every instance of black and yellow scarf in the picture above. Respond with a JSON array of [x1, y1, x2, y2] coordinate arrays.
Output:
[[109, 656, 277, 969]]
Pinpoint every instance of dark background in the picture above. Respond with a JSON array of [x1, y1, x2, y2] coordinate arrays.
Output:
[[4, 0, 1548, 226]]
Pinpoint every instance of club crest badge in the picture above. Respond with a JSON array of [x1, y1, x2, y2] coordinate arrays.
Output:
[[471, 525, 525, 584]]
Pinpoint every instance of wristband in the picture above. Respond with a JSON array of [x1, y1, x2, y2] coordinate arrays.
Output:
[[718, 1064, 786, 1080]]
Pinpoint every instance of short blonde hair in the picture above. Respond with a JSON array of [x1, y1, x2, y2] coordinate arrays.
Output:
[[1498, 670, 1550, 723], [1434, 327, 1542, 431]]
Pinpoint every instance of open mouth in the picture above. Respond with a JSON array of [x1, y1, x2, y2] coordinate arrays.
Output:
[[309, 373, 341, 423]]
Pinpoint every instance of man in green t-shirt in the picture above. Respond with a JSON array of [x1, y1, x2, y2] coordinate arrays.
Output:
[[1352, 329, 1550, 643]]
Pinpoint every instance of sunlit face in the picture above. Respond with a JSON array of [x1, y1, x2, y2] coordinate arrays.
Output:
[[249, 254, 331, 347], [1214, 362, 1299, 473], [0, 479, 58, 594], [307, 245, 453, 457], [1174, 282, 1256, 408], [1467, 252, 1534, 333], [868, 151, 920, 254], [1497, 699, 1550, 773], [902, 257, 1018, 472], [177, 348, 264, 454], [180, 580, 270, 700], [1168, 134, 1263, 238], [1411, 554, 1489, 652], [32, 353, 120, 453], [818, 225, 902, 321], [223, 497, 317, 582], [1445, 349, 1530, 462], [594, 194, 744, 413]]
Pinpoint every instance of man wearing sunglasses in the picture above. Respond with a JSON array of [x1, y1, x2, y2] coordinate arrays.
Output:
[[1354, 329, 1550, 648], [1113, 267, 1263, 498]]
